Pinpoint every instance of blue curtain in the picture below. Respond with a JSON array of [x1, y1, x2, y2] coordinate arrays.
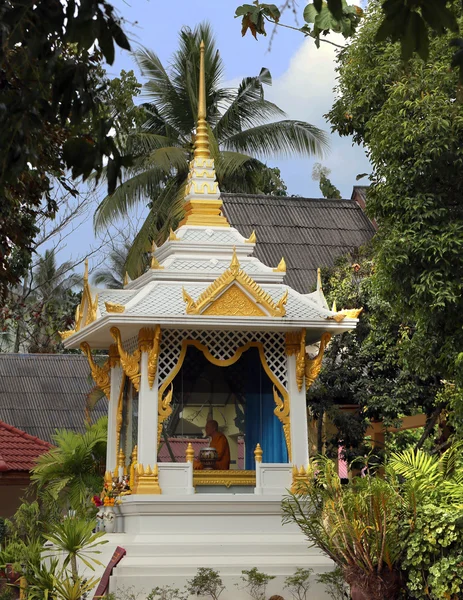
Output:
[[243, 349, 288, 469]]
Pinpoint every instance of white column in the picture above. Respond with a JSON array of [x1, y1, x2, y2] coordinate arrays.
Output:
[[137, 351, 159, 466], [107, 364, 123, 473], [286, 354, 309, 467]]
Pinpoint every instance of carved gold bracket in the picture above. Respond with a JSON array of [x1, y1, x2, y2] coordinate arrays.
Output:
[[138, 326, 162, 389], [183, 249, 288, 317], [296, 329, 306, 392], [110, 327, 141, 391], [328, 307, 363, 322], [80, 342, 111, 398], [273, 386, 291, 460], [115, 373, 126, 458], [305, 332, 332, 391], [105, 301, 125, 313]]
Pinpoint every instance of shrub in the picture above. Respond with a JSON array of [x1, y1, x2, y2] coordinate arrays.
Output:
[[283, 568, 313, 600], [238, 567, 276, 600], [186, 567, 224, 600]]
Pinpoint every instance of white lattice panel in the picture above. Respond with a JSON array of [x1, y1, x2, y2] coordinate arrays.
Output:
[[181, 229, 242, 244], [168, 259, 262, 274], [158, 329, 287, 390]]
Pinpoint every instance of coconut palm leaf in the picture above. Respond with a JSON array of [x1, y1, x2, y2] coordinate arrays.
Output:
[[389, 448, 440, 482], [97, 21, 328, 276]]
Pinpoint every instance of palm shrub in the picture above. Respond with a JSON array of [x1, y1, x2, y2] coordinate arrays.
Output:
[[282, 457, 408, 600], [30, 417, 107, 512], [95, 22, 328, 275]]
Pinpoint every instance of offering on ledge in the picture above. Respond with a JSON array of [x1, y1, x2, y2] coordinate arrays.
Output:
[[199, 446, 218, 470]]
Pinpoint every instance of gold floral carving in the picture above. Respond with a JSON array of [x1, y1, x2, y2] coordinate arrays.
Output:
[[193, 470, 256, 487], [273, 257, 286, 272], [157, 338, 291, 459], [182, 249, 288, 317], [80, 342, 111, 399], [273, 386, 291, 460], [305, 332, 332, 391], [110, 327, 141, 391], [157, 384, 174, 447], [105, 301, 125, 313], [295, 329, 307, 392], [115, 374, 126, 457], [59, 260, 98, 340], [202, 285, 266, 317], [138, 326, 162, 388]]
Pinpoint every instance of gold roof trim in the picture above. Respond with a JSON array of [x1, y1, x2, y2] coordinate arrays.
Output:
[[182, 248, 288, 317], [150, 241, 164, 269], [59, 259, 98, 340], [328, 307, 363, 322]]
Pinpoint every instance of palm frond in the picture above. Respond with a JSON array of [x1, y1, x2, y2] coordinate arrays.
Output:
[[222, 120, 329, 159], [389, 448, 440, 482]]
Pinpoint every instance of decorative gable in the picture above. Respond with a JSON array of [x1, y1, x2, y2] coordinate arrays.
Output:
[[182, 249, 288, 317]]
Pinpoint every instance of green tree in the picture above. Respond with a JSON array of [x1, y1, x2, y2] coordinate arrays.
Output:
[[327, 1, 463, 389], [310, 252, 441, 459], [0, 0, 131, 298], [30, 418, 107, 512], [95, 22, 328, 275], [252, 166, 288, 196], [92, 241, 132, 289], [312, 163, 341, 198]]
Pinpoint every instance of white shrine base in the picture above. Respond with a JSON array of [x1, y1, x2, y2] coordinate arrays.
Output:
[[98, 495, 334, 600]]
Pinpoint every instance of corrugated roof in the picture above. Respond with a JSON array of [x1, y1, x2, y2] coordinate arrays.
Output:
[[0, 420, 52, 471], [222, 193, 375, 293], [0, 354, 107, 443]]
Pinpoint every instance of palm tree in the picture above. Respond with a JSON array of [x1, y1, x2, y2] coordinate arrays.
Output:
[[94, 22, 328, 275], [92, 241, 132, 289], [30, 418, 107, 511]]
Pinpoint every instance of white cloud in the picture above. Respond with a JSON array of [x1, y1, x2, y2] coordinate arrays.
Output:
[[227, 36, 371, 197]]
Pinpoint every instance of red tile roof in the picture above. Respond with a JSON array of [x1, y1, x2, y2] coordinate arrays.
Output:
[[0, 420, 52, 472]]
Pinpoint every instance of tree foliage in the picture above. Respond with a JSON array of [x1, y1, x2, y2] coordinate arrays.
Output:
[[0, 0, 131, 298], [327, 1, 463, 390], [312, 163, 341, 199], [310, 252, 441, 460]]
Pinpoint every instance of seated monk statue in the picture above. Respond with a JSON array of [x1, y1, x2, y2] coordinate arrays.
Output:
[[194, 419, 230, 470]]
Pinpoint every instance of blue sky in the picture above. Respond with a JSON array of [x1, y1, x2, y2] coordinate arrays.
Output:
[[47, 0, 370, 269]]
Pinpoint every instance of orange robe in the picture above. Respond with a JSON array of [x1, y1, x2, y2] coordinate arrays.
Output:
[[194, 432, 231, 470]]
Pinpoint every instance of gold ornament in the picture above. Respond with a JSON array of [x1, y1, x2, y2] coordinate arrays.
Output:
[[285, 331, 302, 356], [110, 327, 141, 391], [137, 326, 162, 388], [254, 443, 263, 464], [182, 248, 288, 317], [150, 241, 164, 269], [133, 463, 162, 495], [273, 257, 286, 272], [105, 301, 125, 313], [305, 332, 332, 391], [295, 329, 306, 392], [245, 230, 256, 244], [80, 342, 110, 398], [60, 259, 98, 339], [186, 443, 194, 463]]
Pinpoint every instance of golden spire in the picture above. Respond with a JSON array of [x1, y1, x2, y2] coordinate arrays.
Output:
[[230, 247, 240, 275], [186, 442, 194, 463], [245, 230, 257, 244], [194, 40, 210, 160], [84, 259, 89, 282], [254, 443, 263, 464], [177, 41, 230, 229]]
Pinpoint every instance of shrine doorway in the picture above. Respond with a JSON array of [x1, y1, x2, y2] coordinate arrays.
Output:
[[158, 345, 288, 469]]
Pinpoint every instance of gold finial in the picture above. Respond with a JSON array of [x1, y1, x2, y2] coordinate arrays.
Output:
[[245, 230, 256, 244], [273, 257, 286, 273], [118, 447, 126, 469], [169, 228, 179, 241], [331, 300, 337, 312], [254, 443, 263, 464], [230, 247, 240, 275], [317, 268, 322, 291], [194, 40, 210, 160], [123, 271, 129, 286], [186, 442, 194, 463], [84, 259, 89, 282], [150, 241, 163, 269]]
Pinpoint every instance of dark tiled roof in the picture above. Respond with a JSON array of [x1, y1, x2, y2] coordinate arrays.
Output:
[[222, 193, 375, 293], [0, 354, 107, 444], [0, 420, 52, 471]]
